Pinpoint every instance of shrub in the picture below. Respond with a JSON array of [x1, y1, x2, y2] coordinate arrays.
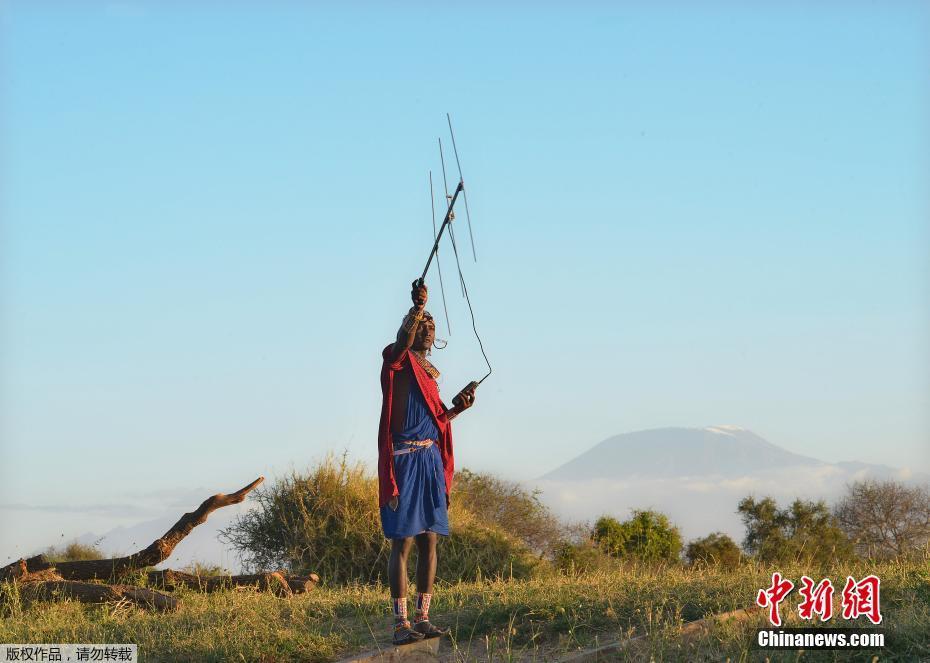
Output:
[[42, 542, 104, 563], [220, 454, 545, 585], [834, 480, 930, 560], [553, 540, 619, 575], [592, 510, 682, 563], [181, 561, 231, 576], [592, 516, 628, 557], [219, 455, 387, 584], [738, 496, 853, 566], [435, 507, 543, 582], [685, 532, 741, 569], [452, 468, 562, 557]]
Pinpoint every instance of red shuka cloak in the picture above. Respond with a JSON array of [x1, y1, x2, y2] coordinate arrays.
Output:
[[378, 344, 454, 508]]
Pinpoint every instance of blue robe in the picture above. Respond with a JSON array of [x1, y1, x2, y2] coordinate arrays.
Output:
[[379, 378, 450, 539]]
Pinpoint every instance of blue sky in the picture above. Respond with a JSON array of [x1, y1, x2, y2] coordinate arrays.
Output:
[[1, 2, 928, 558]]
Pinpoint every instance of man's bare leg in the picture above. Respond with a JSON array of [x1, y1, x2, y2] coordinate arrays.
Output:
[[414, 531, 437, 594], [388, 537, 423, 643], [389, 537, 414, 598], [412, 531, 449, 637]]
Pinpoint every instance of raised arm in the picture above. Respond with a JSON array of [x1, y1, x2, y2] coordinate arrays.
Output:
[[390, 280, 429, 362]]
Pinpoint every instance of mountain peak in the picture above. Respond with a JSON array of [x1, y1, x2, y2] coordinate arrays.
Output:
[[534, 426, 927, 547], [541, 426, 824, 480], [704, 424, 746, 436]]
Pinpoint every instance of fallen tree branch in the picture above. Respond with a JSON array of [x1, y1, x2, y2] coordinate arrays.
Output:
[[0, 559, 28, 583], [0, 476, 314, 610], [3, 477, 264, 582], [0, 556, 51, 583], [19, 581, 180, 612], [284, 574, 321, 594], [146, 569, 320, 595], [146, 569, 305, 596]]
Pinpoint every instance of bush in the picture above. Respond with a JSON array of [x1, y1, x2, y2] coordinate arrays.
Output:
[[181, 561, 231, 576], [452, 468, 562, 557], [592, 516, 627, 556], [738, 496, 853, 566], [219, 455, 388, 584], [685, 532, 741, 569], [220, 454, 546, 585], [554, 540, 619, 574], [592, 510, 682, 563], [42, 542, 104, 563], [434, 507, 542, 581], [834, 480, 930, 560]]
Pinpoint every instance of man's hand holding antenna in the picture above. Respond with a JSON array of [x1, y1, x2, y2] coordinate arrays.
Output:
[[410, 278, 478, 411], [411, 279, 428, 310]]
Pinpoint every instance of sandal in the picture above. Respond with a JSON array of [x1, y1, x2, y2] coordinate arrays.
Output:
[[412, 619, 450, 639], [392, 620, 426, 646]]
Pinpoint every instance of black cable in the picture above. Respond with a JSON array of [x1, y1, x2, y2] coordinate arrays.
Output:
[[443, 182, 492, 385]]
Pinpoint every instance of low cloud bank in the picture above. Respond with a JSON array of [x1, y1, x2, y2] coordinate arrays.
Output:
[[531, 463, 920, 543]]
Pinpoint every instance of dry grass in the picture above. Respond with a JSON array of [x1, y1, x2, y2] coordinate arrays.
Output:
[[2, 558, 927, 662]]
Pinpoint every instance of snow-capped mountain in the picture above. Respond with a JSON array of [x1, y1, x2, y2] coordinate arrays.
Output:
[[541, 426, 826, 480], [534, 426, 927, 543]]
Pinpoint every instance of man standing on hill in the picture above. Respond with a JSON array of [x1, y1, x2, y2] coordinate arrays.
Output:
[[377, 280, 477, 645]]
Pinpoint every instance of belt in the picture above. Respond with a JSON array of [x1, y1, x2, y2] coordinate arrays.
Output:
[[392, 439, 435, 456]]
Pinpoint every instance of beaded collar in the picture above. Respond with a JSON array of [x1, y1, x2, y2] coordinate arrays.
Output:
[[411, 351, 440, 380]]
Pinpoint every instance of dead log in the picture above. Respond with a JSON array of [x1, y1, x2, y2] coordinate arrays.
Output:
[[0, 555, 52, 582], [146, 569, 299, 596], [18, 477, 264, 582], [0, 562, 178, 612], [0, 559, 27, 582], [19, 580, 179, 612], [19, 568, 65, 583], [146, 569, 320, 595], [285, 573, 320, 594]]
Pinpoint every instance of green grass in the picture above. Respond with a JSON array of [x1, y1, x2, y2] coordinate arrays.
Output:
[[2, 559, 927, 662]]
